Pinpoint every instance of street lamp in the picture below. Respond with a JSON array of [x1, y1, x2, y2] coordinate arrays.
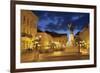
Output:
[[32, 35, 42, 61]]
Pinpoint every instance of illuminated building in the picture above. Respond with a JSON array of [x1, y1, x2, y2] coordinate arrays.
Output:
[[21, 10, 38, 51], [79, 25, 89, 44], [45, 31, 68, 50], [78, 25, 89, 55], [52, 34, 67, 47], [36, 32, 52, 50]]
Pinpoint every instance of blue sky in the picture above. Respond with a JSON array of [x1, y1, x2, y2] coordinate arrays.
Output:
[[32, 10, 89, 35]]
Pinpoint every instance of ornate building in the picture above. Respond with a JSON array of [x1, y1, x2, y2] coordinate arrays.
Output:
[[79, 25, 89, 44], [35, 32, 52, 50], [21, 10, 38, 51], [46, 31, 68, 50], [79, 25, 89, 55]]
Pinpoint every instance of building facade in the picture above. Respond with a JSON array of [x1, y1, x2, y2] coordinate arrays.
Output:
[[79, 25, 90, 55], [35, 32, 53, 50], [21, 10, 38, 51]]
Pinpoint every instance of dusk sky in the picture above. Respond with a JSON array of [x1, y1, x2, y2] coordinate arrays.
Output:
[[32, 10, 89, 35]]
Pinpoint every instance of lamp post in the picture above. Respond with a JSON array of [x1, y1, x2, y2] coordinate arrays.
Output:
[[33, 35, 41, 61], [75, 35, 81, 58]]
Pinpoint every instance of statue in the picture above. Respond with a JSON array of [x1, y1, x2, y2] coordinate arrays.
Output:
[[67, 23, 75, 47]]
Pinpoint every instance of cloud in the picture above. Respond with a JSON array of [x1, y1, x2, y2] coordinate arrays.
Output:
[[33, 11, 89, 35]]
